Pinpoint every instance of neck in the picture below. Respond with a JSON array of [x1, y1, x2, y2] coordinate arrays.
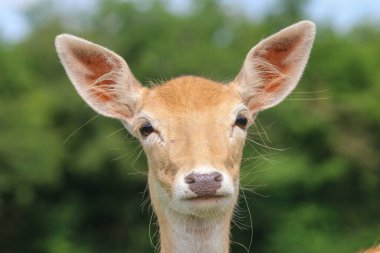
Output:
[[149, 175, 233, 253], [157, 206, 232, 253]]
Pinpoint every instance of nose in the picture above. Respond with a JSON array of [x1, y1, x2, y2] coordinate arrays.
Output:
[[184, 172, 223, 197]]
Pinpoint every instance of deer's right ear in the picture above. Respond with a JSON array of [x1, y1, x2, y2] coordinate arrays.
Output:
[[55, 34, 144, 123]]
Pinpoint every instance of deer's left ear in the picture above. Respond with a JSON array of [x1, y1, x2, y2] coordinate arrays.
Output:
[[231, 21, 316, 113]]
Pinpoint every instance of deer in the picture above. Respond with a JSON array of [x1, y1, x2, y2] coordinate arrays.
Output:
[[55, 20, 379, 253]]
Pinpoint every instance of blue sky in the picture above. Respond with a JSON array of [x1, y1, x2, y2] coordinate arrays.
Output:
[[1, 0, 380, 42]]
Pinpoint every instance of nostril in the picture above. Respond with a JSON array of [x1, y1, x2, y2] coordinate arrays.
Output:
[[186, 171, 223, 197], [213, 172, 223, 182], [184, 174, 196, 184]]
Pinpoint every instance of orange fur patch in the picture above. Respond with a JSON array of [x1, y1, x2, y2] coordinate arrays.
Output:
[[145, 76, 238, 113], [139, 76, 242, 192], [253, 36, 302, 94]]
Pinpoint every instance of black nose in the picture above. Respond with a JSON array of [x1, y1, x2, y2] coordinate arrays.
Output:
[[185, 172, 223, 197]]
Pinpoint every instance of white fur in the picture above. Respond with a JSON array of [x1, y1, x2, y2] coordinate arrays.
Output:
[[164, 211, 229, 253], [149, 175, 232, 253], [173, 166, 235, 201]]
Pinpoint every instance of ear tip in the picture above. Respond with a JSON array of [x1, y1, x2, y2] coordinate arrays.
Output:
[[299, 20, 316, 30], [55, 33, 72, 43], [297, 20, 316, 27], [55, 34, 72, 50], [294, 20, 317, 37], [55, 34, 86, 50]]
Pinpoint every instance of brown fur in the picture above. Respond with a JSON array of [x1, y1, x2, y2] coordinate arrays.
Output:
[[56, 21, 380, 253], [139, 76, 243, 193], [55, 20, 377, 253], [362, 246, 380, 253], [56, 21, 317, 253]]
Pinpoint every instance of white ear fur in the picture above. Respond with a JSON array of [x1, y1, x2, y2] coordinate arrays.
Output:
[[55, 34, 144, 122], [232, 21, 316, 113]]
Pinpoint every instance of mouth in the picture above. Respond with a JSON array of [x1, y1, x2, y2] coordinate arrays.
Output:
[[171, 192, 235, 216], [174, 193, 234, 217], [182, 194, 229, 202]]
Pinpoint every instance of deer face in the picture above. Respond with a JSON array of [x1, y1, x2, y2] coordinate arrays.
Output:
[[55, 21, 315, 218], [135, 77, 247, 216]]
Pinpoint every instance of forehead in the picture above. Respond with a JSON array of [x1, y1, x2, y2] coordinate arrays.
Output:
[[140, 76, 241, 116]]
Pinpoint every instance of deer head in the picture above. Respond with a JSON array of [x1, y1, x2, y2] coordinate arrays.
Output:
[[56, 21, 316, 253]]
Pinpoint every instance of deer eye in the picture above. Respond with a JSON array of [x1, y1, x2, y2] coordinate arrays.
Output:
[[235, 114, 248, 129], [139, 122, 155, 137]]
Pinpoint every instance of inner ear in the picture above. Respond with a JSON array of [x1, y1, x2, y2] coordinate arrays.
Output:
[[68, 45, 123, 103], [232, 21, 316, 113], [56, 34, 144, 121], [253, 36, 302, 91]]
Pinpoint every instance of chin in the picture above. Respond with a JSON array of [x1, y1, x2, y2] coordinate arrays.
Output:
[[170, 192, 237, 218]]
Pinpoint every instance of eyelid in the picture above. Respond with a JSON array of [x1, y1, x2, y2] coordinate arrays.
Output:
[[133, 118, 152, 135], [133, 112, 155, 131], [234, 104, 248, 113], [236, 110, 252, 126], [134, 116, 163, 141]]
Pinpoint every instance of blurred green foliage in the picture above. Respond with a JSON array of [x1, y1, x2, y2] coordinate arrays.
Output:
[[0, 0, 379, 252]]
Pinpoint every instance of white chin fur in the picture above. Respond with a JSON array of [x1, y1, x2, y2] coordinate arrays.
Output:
[[151, 166, 238, 218]]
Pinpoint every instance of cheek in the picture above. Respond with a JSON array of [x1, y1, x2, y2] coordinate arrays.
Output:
[[144, 145, 178, 192], [156, 165, 177, 191], [227, 134, 246, 181], [230, 128, 246, 158]]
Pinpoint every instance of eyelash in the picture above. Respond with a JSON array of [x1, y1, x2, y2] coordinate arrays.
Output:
[[137, 113, 249, 139]]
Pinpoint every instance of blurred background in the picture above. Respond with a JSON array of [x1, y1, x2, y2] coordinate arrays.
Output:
[[0, 0, 379, 252]]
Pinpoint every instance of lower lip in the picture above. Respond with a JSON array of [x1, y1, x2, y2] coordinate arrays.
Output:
[[185, 196, 226, 201]]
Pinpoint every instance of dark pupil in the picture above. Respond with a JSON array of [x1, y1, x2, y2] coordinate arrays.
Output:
[[235, 115, 248, 128], [139, 123, 154, 137]]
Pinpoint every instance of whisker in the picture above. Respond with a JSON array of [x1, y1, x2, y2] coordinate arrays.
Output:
[[241, 186, 269, 198], [104, 127, 125, 138], [256, 119, 272, 143], [291, 88, 330, 94], [241, 189, 253, 253], [241, 152, 278, 162], [246, 137, 288, 152], [110, 142, 143, 162], [148, 207, 156, 249], [286, 97, 331, 101], [64, 114, 99, 143], [230, 239, 250, 253], [110, 153, 130, 161], [252, 122, 267, 146], [131, 147, 145, 166], [245, 142, 280, 164], [139, 184, 150, 210], [128, 169, 148, 176]]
